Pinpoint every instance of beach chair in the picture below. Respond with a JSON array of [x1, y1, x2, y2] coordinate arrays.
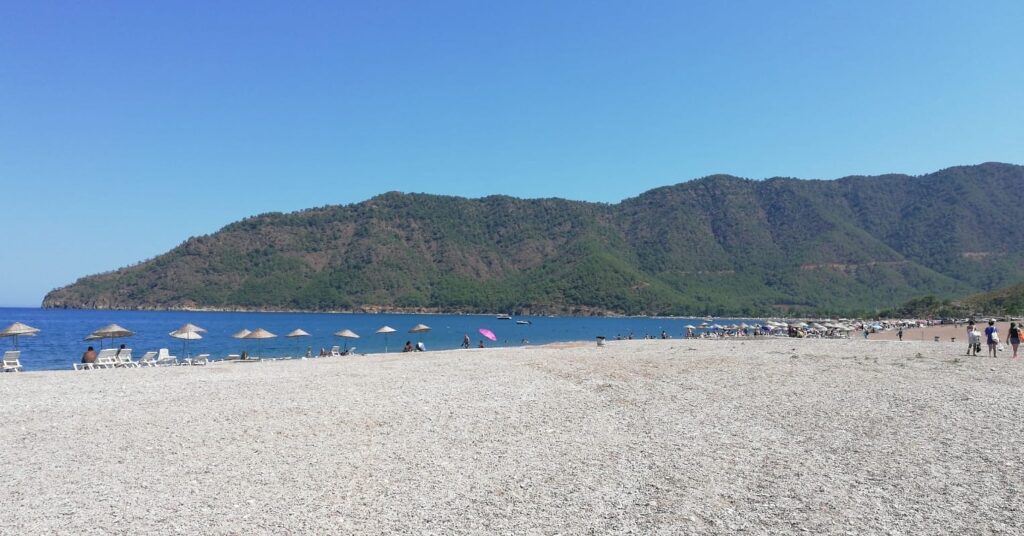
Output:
[[137, 351, 158, 367], [115, 349, 138, 368], [342, 347, 357, 356], [93, 349, 119, 369], [2, 351, 22, 372], [330, 346, 342, 357], [154, 348, 177, 367], [183, 353, 210, 366]]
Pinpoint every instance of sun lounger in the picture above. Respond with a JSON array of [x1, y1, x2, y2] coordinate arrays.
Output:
[[183, 354, 210, 366], [330, 346, 342, 357], [154, 348, 177, 367], [93, 348, 119, 369], [342, 347, 357, 356], [115, 349, 138, 368], [2, 351, 22, 372], [137, 351, 158, 367]]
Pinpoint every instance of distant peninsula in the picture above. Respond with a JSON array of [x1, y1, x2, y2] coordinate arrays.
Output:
[[43, 163, 1024, 317]]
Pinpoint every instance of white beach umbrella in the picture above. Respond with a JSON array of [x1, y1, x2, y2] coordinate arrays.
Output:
[[376, 325, 397, 352], [0, 322, 40, 350], [409, 323, 431, 333]]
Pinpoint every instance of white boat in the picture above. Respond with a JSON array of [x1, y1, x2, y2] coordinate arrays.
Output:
[[516, 320, 532, 325], [496, 314, 512, 320]]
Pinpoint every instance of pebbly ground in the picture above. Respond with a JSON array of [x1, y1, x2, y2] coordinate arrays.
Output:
[[1, 338, 1021, 535]]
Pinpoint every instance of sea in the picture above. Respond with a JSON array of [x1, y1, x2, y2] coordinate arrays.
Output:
[[0, 307, 759, 372]]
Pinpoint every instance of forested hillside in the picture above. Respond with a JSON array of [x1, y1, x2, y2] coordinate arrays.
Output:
[[43, 163, 1024, 316]]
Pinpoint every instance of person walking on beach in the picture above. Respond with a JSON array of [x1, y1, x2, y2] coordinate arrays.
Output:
[[968, 327, 982, 356], [984, 320, 999, 357], [897, 327, 903, 341], [1008, 322, 1021, 359], [462, 334, 470, 349]]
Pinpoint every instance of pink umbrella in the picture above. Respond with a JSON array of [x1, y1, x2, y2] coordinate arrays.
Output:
[[479, 328, 497, 342]]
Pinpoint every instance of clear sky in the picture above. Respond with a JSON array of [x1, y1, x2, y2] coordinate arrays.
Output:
[[1, 1, 1022, 306]]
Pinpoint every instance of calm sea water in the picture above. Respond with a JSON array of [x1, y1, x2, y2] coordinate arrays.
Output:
[[1, 308, 757, 372]]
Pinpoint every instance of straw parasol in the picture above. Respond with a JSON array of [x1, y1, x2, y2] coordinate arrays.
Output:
[[0, 322, 40, 349], [287, 329, 312, 357], [409, 323, 431, 333], [335, 329, 360, 352], [169, 329, 203, 358], [376, 326, 396, 352], [85, 324, 135, 348], [244, 328, 277, 358]]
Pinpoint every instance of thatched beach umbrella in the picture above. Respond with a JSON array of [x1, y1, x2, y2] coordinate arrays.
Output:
[[287, 329, 311, 357], [244, 328, 277, 358], [0, 322, 40, 349], [409, 323, 431, 333], [231, 329, 252, 357], [335, 329, 360, 352], [169, 329, 203, 358], [376, 326, 396, 352], [86, 324, 134, 348]]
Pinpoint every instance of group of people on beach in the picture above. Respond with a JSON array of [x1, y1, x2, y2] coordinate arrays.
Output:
[[965, 320, 1021, 358]]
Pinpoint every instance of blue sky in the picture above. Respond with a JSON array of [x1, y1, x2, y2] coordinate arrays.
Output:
[[1, 0, 1022, 306]]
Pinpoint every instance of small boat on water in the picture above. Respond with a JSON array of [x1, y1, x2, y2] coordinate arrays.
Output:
[[516, 320, 532, 325], [496, 314, 512, 320]]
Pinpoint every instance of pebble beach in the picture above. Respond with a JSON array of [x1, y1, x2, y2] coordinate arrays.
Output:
[[2, 337, 1022, 535]]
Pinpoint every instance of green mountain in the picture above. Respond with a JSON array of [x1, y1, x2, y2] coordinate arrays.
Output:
[[43, 163, 1024, 316], [963, 282, 1024, 316]]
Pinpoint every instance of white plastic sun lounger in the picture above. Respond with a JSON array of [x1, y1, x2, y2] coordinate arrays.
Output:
[[115, 349, 138, 368], [137, 351, 158, 367], [330, 346, 342, 357], [154, 348, 177, 367], [93, 348, 119, 369], [183, 354, 210, 366], [2, 351, 22, 372]]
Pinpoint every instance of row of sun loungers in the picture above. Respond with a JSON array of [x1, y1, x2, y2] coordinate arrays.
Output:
[[41, 345, 358, 371], [72, 348, 205, 370], [5, 345, 362, 372]]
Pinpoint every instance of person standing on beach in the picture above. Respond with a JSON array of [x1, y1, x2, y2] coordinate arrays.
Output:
[[984, 320, 999, 357], [1008, 322, 1021, 359], [462, 334, 470, 349], [897, 327, 903, 341], [966, 321, 976, 355]]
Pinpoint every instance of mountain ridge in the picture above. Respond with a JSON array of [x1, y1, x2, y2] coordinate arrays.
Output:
[[43, 163, 1024, 316]]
